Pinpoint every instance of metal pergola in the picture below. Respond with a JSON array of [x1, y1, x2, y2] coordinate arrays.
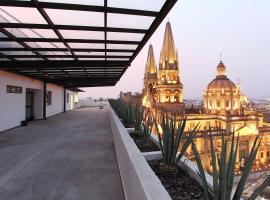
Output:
[[0, 0, 177, 88]]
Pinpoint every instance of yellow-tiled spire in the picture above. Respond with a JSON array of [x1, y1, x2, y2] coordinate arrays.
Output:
[[159, 22, 178, 70], [145, 44, 157, 74]]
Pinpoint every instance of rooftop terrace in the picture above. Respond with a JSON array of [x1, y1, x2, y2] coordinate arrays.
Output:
[[0, 107, 124, 200]]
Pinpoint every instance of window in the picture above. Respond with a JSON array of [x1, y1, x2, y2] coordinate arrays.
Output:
[[267, 151, 270, 157], [226, 100, 230, 108], [66, 93, 69, 103], [6, 85, 22, 94], [46, 91, 52, 105], [217, 100, 220, 108], [261, 152, 264, 158]]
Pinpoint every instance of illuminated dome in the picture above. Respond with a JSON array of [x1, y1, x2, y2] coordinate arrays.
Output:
[[204, 61, 241, 114], [207, 61, 237, 91], [207, 78, 236, 91]]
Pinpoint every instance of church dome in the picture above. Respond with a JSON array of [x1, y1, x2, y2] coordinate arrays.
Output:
[[204, 61, 241, 114], [206, 61, 237, 91], [207, 77, 237, 91]]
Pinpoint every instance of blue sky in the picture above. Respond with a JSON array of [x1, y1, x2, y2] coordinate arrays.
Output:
[[81, 0, 270, 100]]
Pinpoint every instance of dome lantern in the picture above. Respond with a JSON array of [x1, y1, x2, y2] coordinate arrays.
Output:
[[216, 61, 226, 78]]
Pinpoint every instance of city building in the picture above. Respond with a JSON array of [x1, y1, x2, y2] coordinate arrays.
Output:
[[120, 91, 142, 106], [141, 22, 270, 173]]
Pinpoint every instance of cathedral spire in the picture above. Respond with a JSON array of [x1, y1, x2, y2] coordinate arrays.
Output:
[[159, 22, 178, 70], [145, 44, 157, 75]]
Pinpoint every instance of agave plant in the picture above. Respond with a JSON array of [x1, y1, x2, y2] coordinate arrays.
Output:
[[108, 99, 122, 118], [154, 113, 199, 166], [133, 105, 144, 132], [191, 128, 270, 200], [109, 99, 135, 127], [121, 102, 134, 127], [140, 112, 154, 144]]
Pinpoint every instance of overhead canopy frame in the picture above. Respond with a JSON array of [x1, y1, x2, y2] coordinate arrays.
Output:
[[0, 0, 177, 87]]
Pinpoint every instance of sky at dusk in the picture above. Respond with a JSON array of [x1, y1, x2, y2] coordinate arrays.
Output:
[[80, 0, 270, 100]]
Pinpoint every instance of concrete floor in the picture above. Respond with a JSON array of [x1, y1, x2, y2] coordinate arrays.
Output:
[[0, 107, 124, 200]]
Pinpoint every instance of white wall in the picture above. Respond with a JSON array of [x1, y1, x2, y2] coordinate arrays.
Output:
[[46, 83, 64, 118], [0, 70, 42, 132], [0, 70, 81, 132], [66, 90, 76, 111]]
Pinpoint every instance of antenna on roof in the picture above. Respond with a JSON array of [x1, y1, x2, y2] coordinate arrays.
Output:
[[219, 53, 223, 61]]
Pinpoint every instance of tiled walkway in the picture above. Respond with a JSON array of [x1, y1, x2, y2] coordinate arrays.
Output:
[[0, 107, 124, 200]]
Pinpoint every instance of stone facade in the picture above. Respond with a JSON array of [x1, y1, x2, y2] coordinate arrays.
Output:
[[120, 91, 142, 106]]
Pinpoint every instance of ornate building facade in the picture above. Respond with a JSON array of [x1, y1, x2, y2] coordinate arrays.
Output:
[[142, 22, 184, 112], [141, 22, 270, 174]]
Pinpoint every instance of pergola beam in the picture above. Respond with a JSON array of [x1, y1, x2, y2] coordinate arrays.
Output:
[[32, 0, 77, 61], [0, 52, 14, 61], [0, 23, 147, 34], [0, 28, 46, 60], [0, 60, 129, 69], [6, 55, 130, 59], [8, 67, 125, 70], [0, 0, 177, 87], [0, 48, 134, 53], [0, 37, 140, 45], [65, 83, 116, 88], [0, 1, 158, 17]]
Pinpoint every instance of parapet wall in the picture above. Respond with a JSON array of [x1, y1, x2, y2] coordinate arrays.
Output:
[[108, 106, 171, 200]]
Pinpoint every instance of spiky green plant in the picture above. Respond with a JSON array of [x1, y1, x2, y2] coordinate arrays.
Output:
[[109, 99, 135, 127], [121, 102, 134, 127], [154, 114, 199, 166], [140, 112, 154, 144], [133, 105, 144, 132], [191, 128, 270, 200], [108, 99, 122, 117]]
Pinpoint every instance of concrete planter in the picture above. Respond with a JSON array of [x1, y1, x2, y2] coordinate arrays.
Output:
[[147, 134, 214, 191], [126, 127, 212, 189], [108, 107, 171, 200], [109, 106, 245, 200], [108, 106, 215, 199]]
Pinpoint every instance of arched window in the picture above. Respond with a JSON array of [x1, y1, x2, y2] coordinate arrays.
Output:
[[226, 100, 230, 108], [209, 100, 213, 108], [217, 100, 220, 108]]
